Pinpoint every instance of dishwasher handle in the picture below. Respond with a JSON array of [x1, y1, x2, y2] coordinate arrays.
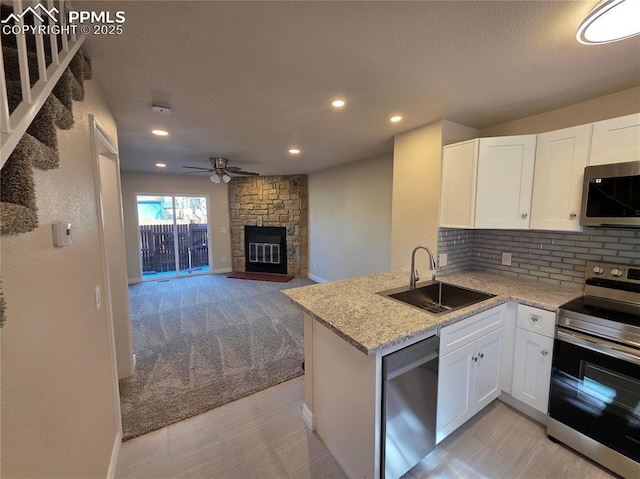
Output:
[[383, 335, 439, 381]]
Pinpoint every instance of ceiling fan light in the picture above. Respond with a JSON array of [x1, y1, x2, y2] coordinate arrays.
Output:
[[222, 174, 232, 183], [210, 173, 221, 183], [577, 0, 640, 44]]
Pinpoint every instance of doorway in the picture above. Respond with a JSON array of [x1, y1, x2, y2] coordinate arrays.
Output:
[[136, 194, 211, 280]]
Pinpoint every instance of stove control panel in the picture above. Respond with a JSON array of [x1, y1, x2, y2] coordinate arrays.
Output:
[[586, 261, 640, 284]]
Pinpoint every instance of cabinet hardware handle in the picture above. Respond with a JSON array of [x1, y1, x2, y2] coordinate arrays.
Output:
[[478, 352, 484, 359], [521, 213, 528, 219], [472, 356, 478, 362], [531, 316, 539, 323], [569, 212, 577, 219], [541, 349, 549, 356]]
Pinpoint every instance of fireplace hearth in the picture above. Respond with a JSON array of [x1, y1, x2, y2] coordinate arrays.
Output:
[[244, 226, 287, 274]]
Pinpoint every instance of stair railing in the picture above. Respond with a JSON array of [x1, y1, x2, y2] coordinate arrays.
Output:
[[0, 0, 84, 168]]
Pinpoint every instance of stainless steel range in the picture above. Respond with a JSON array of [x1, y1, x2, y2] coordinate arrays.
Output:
[[549, 261, 640, 478]]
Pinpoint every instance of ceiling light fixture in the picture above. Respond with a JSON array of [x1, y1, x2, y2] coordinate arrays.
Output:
[[289, 148, 301, 155], [209, 172, 232, 184], [151, 129, 169, 136], [331, 99, 346, 108], [390, 115, 402, 123], [155, 163, 166, 168], [577, 0, 640, 44]]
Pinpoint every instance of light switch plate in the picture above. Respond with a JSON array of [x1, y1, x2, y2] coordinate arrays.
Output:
[[95, 285, 102, 310], [439, 253, 448, 267], [502, 252, 512, 266]]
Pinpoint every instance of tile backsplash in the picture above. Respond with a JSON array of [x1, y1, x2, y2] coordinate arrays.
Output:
[[438, 227, 640, 286]]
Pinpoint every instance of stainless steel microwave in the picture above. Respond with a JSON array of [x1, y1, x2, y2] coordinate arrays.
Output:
[[580, 160, 640, 227]]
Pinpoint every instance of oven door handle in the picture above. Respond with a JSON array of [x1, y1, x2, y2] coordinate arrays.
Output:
[[556, 329, 640, 366]]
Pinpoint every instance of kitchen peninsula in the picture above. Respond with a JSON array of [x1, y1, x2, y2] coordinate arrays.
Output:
[[283, 270, 582, 479]]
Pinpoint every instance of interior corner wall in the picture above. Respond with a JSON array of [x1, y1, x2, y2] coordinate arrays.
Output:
[[1, 81, 119, 478], [308, 154, 393, 282], [391, 121, 444, 274], [120, 172, 233, 282], [480, 85, 640, 136]]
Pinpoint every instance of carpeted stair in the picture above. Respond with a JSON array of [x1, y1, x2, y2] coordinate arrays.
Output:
[[1, 3, 92, 235], [0, 4, 91, 327]]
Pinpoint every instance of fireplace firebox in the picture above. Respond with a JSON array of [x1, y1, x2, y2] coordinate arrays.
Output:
[[244, 226, 287, 274]]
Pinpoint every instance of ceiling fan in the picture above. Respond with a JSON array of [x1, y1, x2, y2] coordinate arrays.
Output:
[[182, 157, 259, 183]]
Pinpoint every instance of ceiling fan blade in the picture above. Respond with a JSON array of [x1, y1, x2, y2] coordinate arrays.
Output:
[[232, 170, 259, 176], [224, 166, 242, 171], [182, 166, 214, 171]]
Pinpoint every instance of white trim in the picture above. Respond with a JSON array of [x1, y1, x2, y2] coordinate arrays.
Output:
[[89, 115, 124, 439], [1, 35, 84, 167], [213, 267, 233, 274], [302, 403, 316, 431], [307, 273, 329, 284], [106, 430, 122, 479]]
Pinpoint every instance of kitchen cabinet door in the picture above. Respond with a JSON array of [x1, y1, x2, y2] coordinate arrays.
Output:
[[512, 328, 554, 414], [436, 340, 475, 443], [475, 135, 537, 229], [589, 113, 640, 166], [530, 125, 591, 231], [473, 327, 503, 411], [440, 139, 478, 228]]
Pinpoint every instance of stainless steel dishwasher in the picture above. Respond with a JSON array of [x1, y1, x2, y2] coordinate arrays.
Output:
[[381, 334, 439, 479]]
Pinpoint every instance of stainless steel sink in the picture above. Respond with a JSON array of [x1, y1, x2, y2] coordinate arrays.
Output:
[[378, 281, 496, 315]]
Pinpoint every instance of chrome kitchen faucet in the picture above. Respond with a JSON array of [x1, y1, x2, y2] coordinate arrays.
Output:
[[409, 245, 437, 288]]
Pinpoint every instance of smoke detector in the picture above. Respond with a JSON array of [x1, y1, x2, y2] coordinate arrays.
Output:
[[151, 103, 171, 115]]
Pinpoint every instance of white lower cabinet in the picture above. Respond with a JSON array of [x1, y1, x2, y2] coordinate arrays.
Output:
[[436, 305, 505, 443], [511, 305, 556, 414]]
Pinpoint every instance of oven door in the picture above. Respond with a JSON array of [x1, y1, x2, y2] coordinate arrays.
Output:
[[549, 328, 640, 462]]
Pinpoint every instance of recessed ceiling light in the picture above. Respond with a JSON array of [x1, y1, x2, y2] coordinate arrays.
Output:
[[155, 163, 166, 168], [577, 0, 640, 44], [288, 148, 301, 155], [151, 129, 169, 136], [390, 115, 402, 123], [331, 99, 346, 108]]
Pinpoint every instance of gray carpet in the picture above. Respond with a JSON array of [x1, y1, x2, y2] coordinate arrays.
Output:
[[120, 273, 314, 441]]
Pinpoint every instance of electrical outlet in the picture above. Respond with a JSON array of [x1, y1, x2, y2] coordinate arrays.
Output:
[[439, 253, 448, 267], [502, 252, 512, 266], [221, 256, 227, 263], [220, 226, 228, 233], [95, 285, 102, 310]]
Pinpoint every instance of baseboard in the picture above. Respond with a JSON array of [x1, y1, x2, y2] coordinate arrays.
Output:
[[307, 273, 329, 284], [499, 392, 548, 426], [302, 403, 316, 431], [213, 267, 233, 274], [107, 429, 122, 479], [128, 277, 142, 285]]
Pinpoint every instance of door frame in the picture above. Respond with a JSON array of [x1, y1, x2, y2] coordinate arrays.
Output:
[[90, 115, 127, 476]]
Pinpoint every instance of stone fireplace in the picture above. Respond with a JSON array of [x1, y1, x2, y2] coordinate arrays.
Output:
[[229, 175, 308, 277]]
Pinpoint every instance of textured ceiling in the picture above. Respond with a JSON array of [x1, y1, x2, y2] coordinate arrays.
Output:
[[77, 1, 640, 176]]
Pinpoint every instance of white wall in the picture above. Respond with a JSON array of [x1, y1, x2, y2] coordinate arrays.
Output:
[[308, 154, 393, 282], [480, 85, 640, 136], [120, 172, 232, 282], [390, 120, 478, 275], [1, 81, 120, 477], [391, 121, 444, 274]]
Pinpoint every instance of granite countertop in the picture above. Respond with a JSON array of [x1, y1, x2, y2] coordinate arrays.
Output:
[[282, 270, 583, 356]]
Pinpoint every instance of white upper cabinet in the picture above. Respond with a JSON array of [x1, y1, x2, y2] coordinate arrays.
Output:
[[530, 124, 591, 231], [475, 135, 537, 229], [440, 139, 478, 228], [589, 113, 640, 166]]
